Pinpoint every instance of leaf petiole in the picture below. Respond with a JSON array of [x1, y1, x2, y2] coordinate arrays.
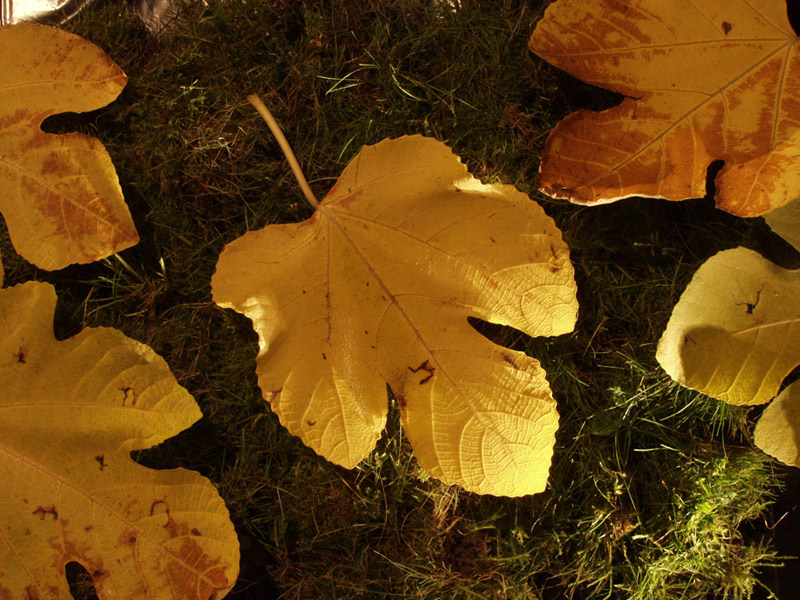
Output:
[[247, 94, 320, 209]]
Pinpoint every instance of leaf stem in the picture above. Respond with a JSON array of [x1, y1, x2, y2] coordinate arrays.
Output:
[[247, 94, 319, 209]]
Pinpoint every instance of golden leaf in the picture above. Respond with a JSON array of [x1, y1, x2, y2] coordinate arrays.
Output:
[[212, 133, 578, 497], [0, 282, 239, 599], [0, 23, 139, 270], [530, 0, 800, 217], [656, 247, 800, 405], [754, 380, 800, 467]]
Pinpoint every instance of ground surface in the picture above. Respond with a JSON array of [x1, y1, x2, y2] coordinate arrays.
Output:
[[3, 1, 800, 598]]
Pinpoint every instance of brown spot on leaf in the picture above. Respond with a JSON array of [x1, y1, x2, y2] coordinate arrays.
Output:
[[32, 506, 58, 520], [408, 359, 435, 384], [736, 286, 762, 315], [95, 455, 107, 471], [330, 187, 364, 210], [191, 528, 201, 536], [0, 108, 30, 131], [722, 21, 733, 35], [118, 530, 137, 547], [150, 499, 165, 515], [306, 420, 316, 426], [122, 498, 139, 518], [39, 152, 73, 178], [150, 499, 173, 529], [165, 538, 233, 599], [13, 347, 26, 364], [501, 353, 519, 369], [119, 386, 135, 406]]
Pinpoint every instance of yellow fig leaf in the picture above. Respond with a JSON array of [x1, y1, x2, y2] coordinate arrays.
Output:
[[754, 380, 800, 467], [530, 0, 800, 217], [764, 195, 800, 251], [656, 247, 800, 405], [0, 282, 239, 599], [212, 134, 578, 497], [0, 23, 139, 270]]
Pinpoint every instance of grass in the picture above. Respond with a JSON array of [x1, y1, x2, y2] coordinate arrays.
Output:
[[2, 0, 798, 598]]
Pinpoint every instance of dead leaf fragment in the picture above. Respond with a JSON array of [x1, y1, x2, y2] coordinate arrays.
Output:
[[754, 381, 800, 468], [212, 135, 578, 497], [0, 281, 239, 599], [656, 247, 800, 405], [530, 0, 800, 216], [0, 23, 139, 270]]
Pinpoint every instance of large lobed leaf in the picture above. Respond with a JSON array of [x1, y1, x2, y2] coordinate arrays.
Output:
[[0, 23, 139, 270], [0, 282, 239, 599], [530, 0, 800, 216], [212, 135, 578, 497]]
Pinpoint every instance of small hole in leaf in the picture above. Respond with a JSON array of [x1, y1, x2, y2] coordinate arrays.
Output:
[[704, 159, 725, 200], [787, 0, 800, 36], [65, 561, 99, 600]]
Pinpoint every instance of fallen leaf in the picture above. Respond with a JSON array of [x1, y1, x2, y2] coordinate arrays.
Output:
[[212, 134, 578, 497], [656, 247, 800, 405], [754, 380, 800, 467], [0, 23, 139, 270], [0, 281, 239, 599], [764, 196, 800, 251], [530, 0, 800, 216]]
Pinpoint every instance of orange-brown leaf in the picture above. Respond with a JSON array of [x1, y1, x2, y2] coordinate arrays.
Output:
[[530, 0, 800, 217]]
